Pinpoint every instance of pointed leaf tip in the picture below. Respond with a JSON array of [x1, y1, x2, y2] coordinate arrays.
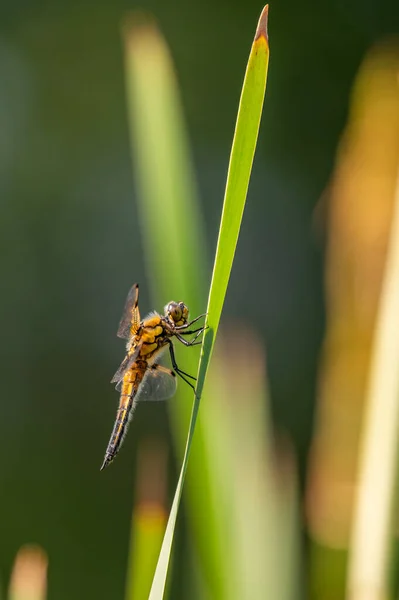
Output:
[[255, 5, 269, 43]]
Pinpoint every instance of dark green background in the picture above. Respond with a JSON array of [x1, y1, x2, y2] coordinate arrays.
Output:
[[1, 1, 398, 598]]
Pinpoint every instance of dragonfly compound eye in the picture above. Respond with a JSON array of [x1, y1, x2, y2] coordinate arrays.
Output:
[[166, 302, 182, 322], [180, 303, 189, 321]]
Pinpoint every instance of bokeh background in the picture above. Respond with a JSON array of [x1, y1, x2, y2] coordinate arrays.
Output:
[[2, 1, 399, 599]]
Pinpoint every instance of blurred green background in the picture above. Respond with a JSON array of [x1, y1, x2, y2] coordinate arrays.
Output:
[[2, 1, 399, 599]]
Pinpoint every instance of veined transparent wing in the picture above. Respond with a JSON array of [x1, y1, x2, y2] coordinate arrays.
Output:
[[111, 345, 141, 384], [116, 283, 140, 339], [135, 364, 177, 401]]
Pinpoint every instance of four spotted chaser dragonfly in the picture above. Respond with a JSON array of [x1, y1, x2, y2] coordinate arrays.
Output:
[[101, 283, 206, 470]]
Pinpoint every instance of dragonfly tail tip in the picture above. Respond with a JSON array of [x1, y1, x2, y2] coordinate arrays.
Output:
[[100, 456, 111, 471]]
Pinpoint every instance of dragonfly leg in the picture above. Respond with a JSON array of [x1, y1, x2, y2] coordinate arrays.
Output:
[[177, 325, 207, 336], [190, 325, 208, 343], [175, 330, 205, 346], [175, 313, 207, 330], [167, 340, 198, 398]]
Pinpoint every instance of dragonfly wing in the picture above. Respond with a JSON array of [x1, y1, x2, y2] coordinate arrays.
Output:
[[136, 364, 177, 402], [111, 345, 141, 385], [116, 283, 141, 339]]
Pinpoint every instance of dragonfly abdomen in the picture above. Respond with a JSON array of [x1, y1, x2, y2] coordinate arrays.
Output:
[[100, 365, 146, 471]]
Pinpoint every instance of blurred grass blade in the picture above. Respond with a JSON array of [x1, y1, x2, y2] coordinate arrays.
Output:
[[149, 6, 270, 598], [125, 440, 168, 600], [8, 546, 48, 600], [123, 13, 224, 597], [123, 12, 206, 304], [205, 328, 300, 600], [347, 167, 399, 599]]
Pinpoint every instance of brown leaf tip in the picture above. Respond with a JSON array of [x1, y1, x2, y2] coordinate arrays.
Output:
[[255, 5, 269, 43]]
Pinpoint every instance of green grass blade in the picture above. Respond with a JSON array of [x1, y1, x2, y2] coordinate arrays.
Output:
[[149, 6, 270, 597], [202, 6, 270, 354]]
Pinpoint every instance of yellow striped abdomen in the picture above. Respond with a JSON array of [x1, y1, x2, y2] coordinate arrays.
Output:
[[100, 363, 146, 470]]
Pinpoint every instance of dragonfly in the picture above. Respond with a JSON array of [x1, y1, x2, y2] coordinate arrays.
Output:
[[101, 283, 206, 470]]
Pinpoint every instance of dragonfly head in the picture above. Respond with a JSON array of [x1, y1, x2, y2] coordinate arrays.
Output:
[[165, 301, 189, 326]]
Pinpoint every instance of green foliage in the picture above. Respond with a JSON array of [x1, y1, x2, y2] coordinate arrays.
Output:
[[128, 7, 270, 598]]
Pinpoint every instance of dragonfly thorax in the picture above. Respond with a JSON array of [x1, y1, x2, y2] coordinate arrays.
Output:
[[164, 301, 189, 327]]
